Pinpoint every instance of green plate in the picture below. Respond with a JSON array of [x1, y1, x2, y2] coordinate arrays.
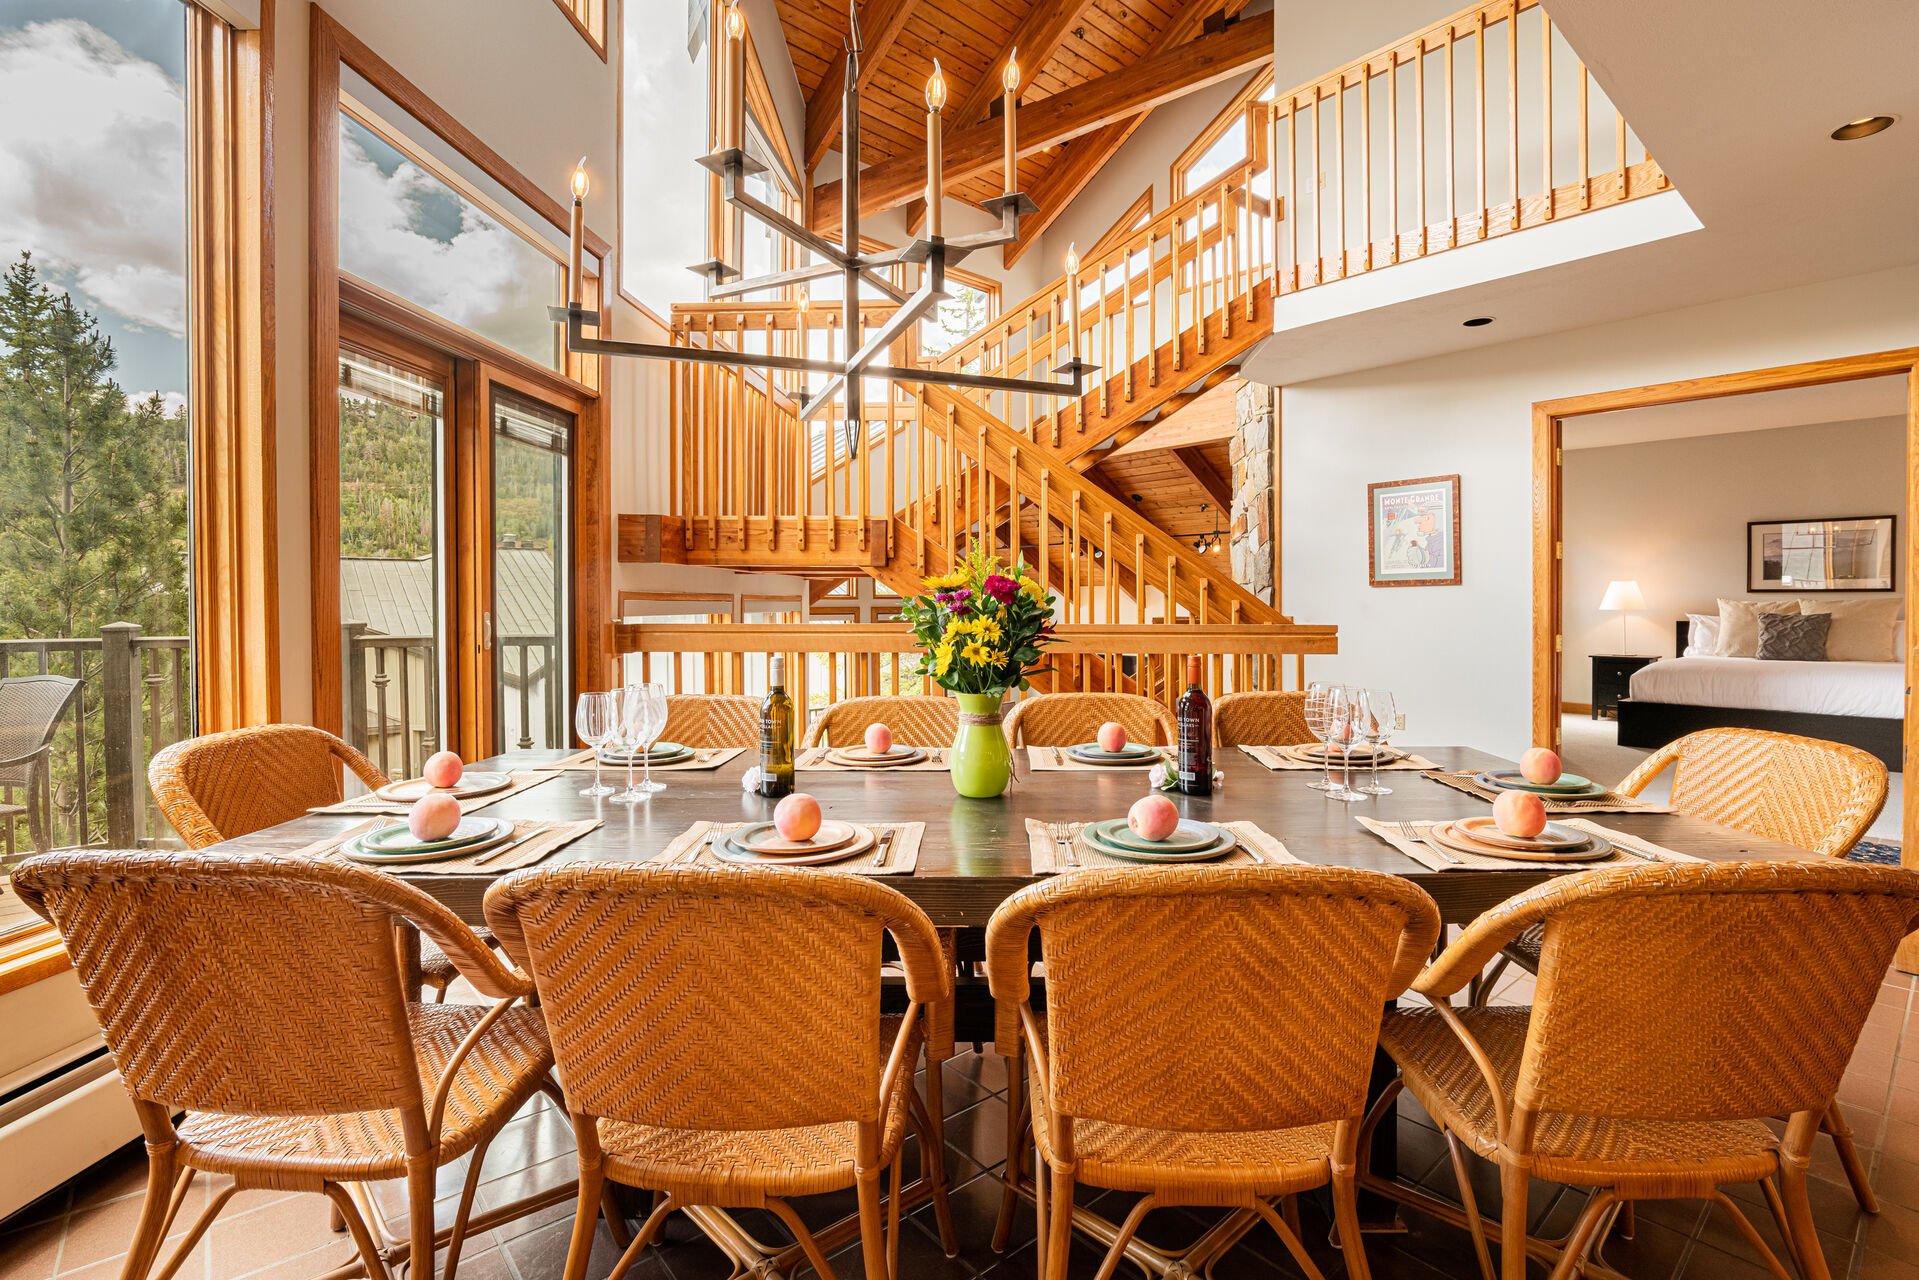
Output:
[[357, 816, 513, 854], [1080, 822, 1237, 863], [599, 742, 694, 764], [1069, 741, 1159, 758], [1476, 771, 1603, 796], [1084, 817, 1225, 854]]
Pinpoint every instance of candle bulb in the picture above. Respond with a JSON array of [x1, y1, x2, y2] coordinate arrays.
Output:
[[1064, 242, 1081, 362], [724, 0, 746, 153], [568, 159, 588, 308], [925, 60, 946, 238], [1001, 49, 1020, 196]]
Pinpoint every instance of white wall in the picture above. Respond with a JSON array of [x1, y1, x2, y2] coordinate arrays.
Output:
[[1279, 263, 1919, 758], [1562, 417, 1905, 699]]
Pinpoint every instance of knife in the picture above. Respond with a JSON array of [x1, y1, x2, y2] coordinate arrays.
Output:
[[871, 828, 896, 868]]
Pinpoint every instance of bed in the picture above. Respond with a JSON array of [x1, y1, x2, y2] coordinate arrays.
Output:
[[1614, 620, 1904, 769]]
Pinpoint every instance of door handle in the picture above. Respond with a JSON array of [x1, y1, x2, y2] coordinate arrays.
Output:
[[482, 611, 493, 652]]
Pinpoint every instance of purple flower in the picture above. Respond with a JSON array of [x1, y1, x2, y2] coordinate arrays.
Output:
[[983, 574, 1018, 604], [936, 588, 973, 608]]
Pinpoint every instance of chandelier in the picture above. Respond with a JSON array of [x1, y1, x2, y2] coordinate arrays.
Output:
[[550, 0, 1095, 452]]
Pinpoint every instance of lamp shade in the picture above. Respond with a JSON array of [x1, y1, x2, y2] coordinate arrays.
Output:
[[1598, 579, 1647, 612]]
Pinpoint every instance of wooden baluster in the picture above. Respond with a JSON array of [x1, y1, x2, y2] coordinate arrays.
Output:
[[1614, 106, 1627, 201], [1102, 513, 1116, 683], [1506, 0, 1519, 230], [668, 332, 681, 513], [944, 403, 958, 560], [858, 386, 871, 553], [1197, 195, 1211, 354], [1577, 60, 1590, 209], [1311, 89, 1324, 281], [1334, 78, 1347, 276], [1124, 247, 1136, 401], [1360, 59, 1372, 270], [1387, 48, 1399, 263], [1135, 535, 1147, 625], [1038, 469, 1051, 615], [1445, 22, 1458, 247], [1474, 8, 1487, 239], [1222, 187, 1236, 337], [1541, 12, 1554, 220], [912, 386, 925, 573], [1007, 445, 1021, 565], [976, 424, 989, 555], [734, 317, 748, 521], [1148, 229, 1160, 385]]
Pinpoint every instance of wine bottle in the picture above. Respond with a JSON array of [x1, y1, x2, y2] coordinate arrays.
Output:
[[1175, 655, 1213, 795], [758, 654, 795, 798]]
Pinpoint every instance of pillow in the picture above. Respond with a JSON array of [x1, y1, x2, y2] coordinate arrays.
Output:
[[1713, 598, 1799, 658], [1756, 612, 1830, 661], [1683, 612, 1720, 657], [1795, 597, 1903, 662]]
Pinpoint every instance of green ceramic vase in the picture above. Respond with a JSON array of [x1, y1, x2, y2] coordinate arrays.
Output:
[[950, 692, 1012, 798]]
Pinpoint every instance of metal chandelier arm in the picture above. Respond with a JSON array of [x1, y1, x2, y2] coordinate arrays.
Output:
[[796, 275, 944, 422]]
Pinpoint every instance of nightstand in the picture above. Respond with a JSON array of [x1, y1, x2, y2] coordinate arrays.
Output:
[[1591, 654, 1658, 720]]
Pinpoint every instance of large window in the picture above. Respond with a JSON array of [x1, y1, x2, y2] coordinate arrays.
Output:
[[619, 0, 707, 310], [0, 0, 193, 920]]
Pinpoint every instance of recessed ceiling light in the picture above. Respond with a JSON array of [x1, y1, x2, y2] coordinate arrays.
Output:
[[1462, 316, 1494, 328], [1831, 115, 1896, 141]]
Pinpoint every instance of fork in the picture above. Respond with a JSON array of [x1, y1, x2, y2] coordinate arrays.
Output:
[[1049, 821, 1079, 869], [1399, 820, 1460, 866]]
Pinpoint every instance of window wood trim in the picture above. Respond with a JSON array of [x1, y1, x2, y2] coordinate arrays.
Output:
[[549, 0, 608, 61], [1170, 67, 1272, 200], [1088, 186, 1154, 260]]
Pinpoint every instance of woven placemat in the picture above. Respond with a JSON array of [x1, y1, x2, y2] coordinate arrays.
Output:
[[1025, 746, 1168, 773], [1025, 818, 1297, 873], [537, 747, 746, 772], [657, 820, 923, 875], [1239, 745, 1438, 772], [309, 771, 559, 817], [1356, 815, 1698, 872], [1420, 769, 1670, 814], [293, 817, 600, 873], [796, 746, 953, 773]]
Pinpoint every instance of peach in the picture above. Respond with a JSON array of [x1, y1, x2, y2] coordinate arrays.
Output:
[[1096, 721, 1128, 753], [1518, 747, 1562, 785], [422, 750, 464, 789], [408, 793, 462, 842], [1128, 793, 1180, 842], [774, 792, 822, 842], [1492, 790, 1548, 839], [865, 723, 894, 755]]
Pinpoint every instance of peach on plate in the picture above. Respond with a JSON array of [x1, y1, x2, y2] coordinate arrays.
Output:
[[774, 792, 822, 842], [408, 793, 462, 841], [1518, 747, 1562, 785], [1492, 790, 1548, 839], [1096, 721, 1128, 753], [865, 723, 893, 755], [1128, 793, 1180, 842], [422, 750, 464, 789]]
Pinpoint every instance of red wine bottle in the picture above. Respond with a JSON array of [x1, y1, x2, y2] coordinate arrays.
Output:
[[1176, 656, 1213, 795]]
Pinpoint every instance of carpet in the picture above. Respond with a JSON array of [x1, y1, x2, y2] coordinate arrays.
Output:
[[1847, 839, 1903, 866]]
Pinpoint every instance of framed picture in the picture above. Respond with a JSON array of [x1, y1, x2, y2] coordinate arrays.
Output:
[[1368, 474, 1461, 587], [1747, 515, 1896, 592]]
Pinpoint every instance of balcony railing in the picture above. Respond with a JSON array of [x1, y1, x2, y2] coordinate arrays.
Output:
[[342, 626, 563, 778]]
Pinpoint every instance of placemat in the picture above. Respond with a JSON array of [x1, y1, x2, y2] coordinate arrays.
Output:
[[1025, 746, 1168, 772], [796, 746, 953, 773], [1419, 769, 1670, 814], [1355, 815, 1698, 872], [1556, 819, 1705, 865], [308, 771, 558, 816], [656, 820, 923, 875], [536, 747, 746, 772], [1025, 818, 1298, 873], [292, 817, 600, 873], [1239, 745, 1438, 772]]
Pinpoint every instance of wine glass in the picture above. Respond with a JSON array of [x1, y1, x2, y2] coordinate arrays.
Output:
[[1354, 688, 1396, 796], [574, 691, 617, 797], [633, 683, 669, 794], [610, 684, 648, 804], [1303, 681, 1338, 792], [1324, 685, 1364, 803]]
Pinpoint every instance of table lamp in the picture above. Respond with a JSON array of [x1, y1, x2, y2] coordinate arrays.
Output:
[[1598, 579, 1647, 653]]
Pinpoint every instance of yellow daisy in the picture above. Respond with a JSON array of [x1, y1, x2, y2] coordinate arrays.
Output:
[[922, 569, 970, 591], [960, 640, 993, 667], [1018, 575, 1045, 602], [934, 639, 956, 675]]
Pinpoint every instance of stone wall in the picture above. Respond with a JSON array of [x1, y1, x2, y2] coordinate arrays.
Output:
[[1230, 381, 1276, 606]]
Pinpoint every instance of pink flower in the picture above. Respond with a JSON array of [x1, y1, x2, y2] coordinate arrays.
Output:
[[983, 574, 1018, 604]]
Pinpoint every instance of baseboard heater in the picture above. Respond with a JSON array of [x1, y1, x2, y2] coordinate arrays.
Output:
[[0, 1036, 142, 1223]]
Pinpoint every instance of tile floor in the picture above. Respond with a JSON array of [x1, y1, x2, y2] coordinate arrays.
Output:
[[3, 961, 1916, 1280]]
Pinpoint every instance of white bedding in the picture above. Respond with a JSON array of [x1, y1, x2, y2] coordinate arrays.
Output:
[[1628, 656, 1905, 720]]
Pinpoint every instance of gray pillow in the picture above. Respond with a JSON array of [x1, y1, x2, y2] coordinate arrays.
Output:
[[1756, 611, 1831, 661]]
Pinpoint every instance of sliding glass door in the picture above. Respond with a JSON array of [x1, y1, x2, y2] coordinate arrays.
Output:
[[490, 390, 572, 752]]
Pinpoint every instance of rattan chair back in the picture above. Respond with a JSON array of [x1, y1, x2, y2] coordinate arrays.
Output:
[[986, 866, 1440, 1134], [663, 694, 761, 748], [485, 864, 949, 1132], [1004, 692, 1177, 748], [801, 694, 960, 748], [1419, 861, 1919, 1123], [11, 850, 521, 1117], [1617, 727, 1887, 857], [148, 724, 387, 849], [0, 675, 80, 788], [1212, 691, 1312, 748]]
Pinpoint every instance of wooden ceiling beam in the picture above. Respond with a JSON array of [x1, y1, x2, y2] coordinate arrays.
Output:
[[1172, 446, 1232, 509], [811, 14, 1268, 228], [803, 0, 921, 174], [949, 0, 1095, 130]]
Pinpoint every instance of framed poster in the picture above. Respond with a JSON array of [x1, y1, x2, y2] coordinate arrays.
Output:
[[1368, 474, 1462, 587], [1747, 515, 1896, 591]]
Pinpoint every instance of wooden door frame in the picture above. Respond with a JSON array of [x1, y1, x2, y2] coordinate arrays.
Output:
[[1532, 347, 1919, 970]]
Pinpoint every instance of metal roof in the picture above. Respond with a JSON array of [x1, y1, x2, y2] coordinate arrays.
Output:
[[340, 549, 558, 640]]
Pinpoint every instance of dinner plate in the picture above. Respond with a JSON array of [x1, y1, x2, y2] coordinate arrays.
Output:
[[342, 825, 517, 865], [357, 816, 514, 854], [1291, 743, 1398, 761], [598, 743, 695, 765], [1430, 820, 1614, 863], [1080, 822, 1237, 863], [1453, 816, 1594, 852], [734, 819, 860, 855], [1084, 817, 1228, 854], [1069, 741, 1159, 757], [374, 771, 514, 803], [826, 746, 927, 768], [1476, 770, 1601, 795], [715, 825, 877, 865], [1066, 744, 1162, 766]]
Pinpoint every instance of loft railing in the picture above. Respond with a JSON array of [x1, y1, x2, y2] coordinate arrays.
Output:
[[1268, 0, 1666, 291]]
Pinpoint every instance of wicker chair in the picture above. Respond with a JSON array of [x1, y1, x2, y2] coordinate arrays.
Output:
[[802, 694, 960, 749], [985, 866, 1441, 1280], [1004, 692, 1176, 748], [1367, 860, 1919, 1280], [10, 851, 559, 1280], [663, 693, 761, 748], [147, 724, 486, 1002], [1213, 691, 1312, 748], [1483, 726, 1891, 1211], [0, 674, 81, 859], [484, 864, 959, 1280]]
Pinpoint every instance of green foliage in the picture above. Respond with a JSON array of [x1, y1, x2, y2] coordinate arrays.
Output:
[[898, 546, 1056, 696]]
